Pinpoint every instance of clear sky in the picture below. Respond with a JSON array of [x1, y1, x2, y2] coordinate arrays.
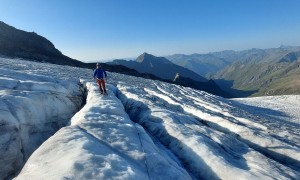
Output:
[[1, 0, 300, 62]]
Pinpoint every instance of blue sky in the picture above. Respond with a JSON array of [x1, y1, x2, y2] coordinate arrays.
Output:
[[1, 0, 300, 62]]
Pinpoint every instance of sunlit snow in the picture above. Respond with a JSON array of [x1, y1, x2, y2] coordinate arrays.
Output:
[[0, 57, 299, 180]]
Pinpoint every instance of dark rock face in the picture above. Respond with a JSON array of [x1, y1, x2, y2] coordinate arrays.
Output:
[[0, 21, 83, 66]]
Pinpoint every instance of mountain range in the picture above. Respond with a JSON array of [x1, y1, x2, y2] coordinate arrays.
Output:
[[166, 47, 300, 97], [213, 48, 300, 96], [166, 51, 236, 77], [2, 20, 299, 98], [108, 53, 230, 97], [109, 53, 207, 82], [0, 21, 229, 97]]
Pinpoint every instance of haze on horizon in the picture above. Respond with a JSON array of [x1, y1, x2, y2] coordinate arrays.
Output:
[[1, 0, 300, 62]]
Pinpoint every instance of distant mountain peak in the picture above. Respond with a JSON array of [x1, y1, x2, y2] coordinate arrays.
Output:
[[110, 52, 207, 82], [136, 52, 155, 62], [141, 52, 151, 56], [136, 52, 172, 65]]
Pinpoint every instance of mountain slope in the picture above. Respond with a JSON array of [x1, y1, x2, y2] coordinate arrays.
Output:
[[110, 53, 207, 82], [0, 21, 84, 66], [109, 53, 230, 97], [0, 21, 158, 79], [166, 48, 281, 78], [166, 47, 300, 97], [166, 52, 234, 77], [214, 48, 300, 96], [173, 73, 229, 97]]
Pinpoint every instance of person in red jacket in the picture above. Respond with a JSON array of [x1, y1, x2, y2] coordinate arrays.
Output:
[[93, 63, 107, 95]]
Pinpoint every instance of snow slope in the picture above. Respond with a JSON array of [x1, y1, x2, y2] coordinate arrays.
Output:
[[0, 57, 299, 179], [0, 58, 84, 179]]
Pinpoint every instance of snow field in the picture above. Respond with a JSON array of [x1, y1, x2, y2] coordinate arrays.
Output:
[[234, 95, 300, 145], [113, 75, 299, 179], [16, 81, 191, 179], [153, 81, 300, 170]]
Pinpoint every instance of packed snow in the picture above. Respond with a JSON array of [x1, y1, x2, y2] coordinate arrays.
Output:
[[0, 57, 299, 179]]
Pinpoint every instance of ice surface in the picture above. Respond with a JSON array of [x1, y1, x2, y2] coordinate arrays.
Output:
[[114, 78, 299, 179], [16, 81, 191, 180], [234, 95, 300, 145], [0, 57, 299, 180], [0, 58, 84, 179]]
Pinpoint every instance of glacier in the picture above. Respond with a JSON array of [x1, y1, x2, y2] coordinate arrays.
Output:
[[0, 57, 299, 180]]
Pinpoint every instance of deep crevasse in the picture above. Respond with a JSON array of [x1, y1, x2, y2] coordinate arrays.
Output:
[[0, 68, 84, 180]]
